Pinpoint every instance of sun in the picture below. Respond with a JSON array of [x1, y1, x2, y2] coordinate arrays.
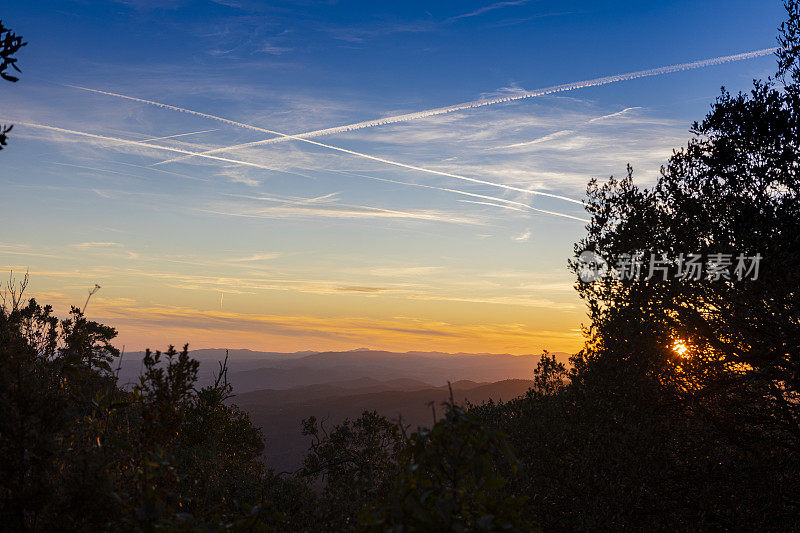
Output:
[[672, 340, 690, 357]]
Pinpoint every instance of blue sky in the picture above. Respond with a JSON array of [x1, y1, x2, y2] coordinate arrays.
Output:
[[0, 1, 785, 353]]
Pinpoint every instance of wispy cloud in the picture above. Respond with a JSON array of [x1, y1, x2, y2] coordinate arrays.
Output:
[[498, 129, 575, 149], [458, 199, 527, 212], [446, 1, 528, 23], [69, 299, 582, 352], [0, 242, 59, 259], [112, 0, 184, 9], [369, 266, 444, 277], [64, 86, 587, 207], [512, 229, 531, 242], [226, 252, 281, 262], [257, 43, 294, 55], [322, 20, 436, 43], [72, 242, 122, 249], [157, 47, 775, 152], [588, 106, 642, 123], [201, 202, 484, 225], [336, 286, 387, 293]]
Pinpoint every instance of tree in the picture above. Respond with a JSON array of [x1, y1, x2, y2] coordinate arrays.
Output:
[[0, 276, 310, 530], [0, 20, 26, 150], [454, 3, 800, 529], [572, 1, 800, 445], [531, 350, 568, 397], [0, 275, 121, 530], [300, 410, 404, 530], [365, 398, 534, 532]]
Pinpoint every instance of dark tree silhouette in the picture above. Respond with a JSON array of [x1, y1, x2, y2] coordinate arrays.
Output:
[[0, 20, 26, 151], [572, 0, 800, 443], [0, 277, 303, 530]]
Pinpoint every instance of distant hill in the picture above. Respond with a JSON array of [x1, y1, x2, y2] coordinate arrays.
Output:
[[116, 347, 569, 392], [233, 378, 535, 473], [226, 350, 569, 392], [233, 377, 435, 405], [112, 347, 559, 471], [115, 349, 317, 388]]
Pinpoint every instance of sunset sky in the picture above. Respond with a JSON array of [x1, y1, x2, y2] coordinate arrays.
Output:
[[0, 0, 783, 354]]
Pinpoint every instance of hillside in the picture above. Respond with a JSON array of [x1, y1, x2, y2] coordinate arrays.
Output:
[[114, 347, 551, 471], [234, 378, 535, 472], [117, 348, 568, 392]]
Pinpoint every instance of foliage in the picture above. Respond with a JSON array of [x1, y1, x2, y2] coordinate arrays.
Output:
[[0, 19, 25, 82], [530, 350, 568, 397], [468, 3, 800, 529], [364, 397, 535, 532], [300, 411, 403, 530], [0, 19, 25, 150], [572, 2, 800, 443], [0, 276, 311, 531], [516, 0, 800, 527]]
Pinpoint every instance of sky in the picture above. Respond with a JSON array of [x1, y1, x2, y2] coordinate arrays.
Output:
[[0, 0, 785, 355]]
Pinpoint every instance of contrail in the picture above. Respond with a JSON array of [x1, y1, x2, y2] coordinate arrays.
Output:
[[324, 168, 589, 222], [588, 107, 642, 123], [140, 129, 218, 142], [65, 85, 585, 205], [6, 121, 310, 174], [459, 199, 527, 212], [10, 120, 587, 221], [136, 47, 777, 162]]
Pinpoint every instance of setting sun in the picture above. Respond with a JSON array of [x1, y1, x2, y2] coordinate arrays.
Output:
[[672, 340, 690, 357]]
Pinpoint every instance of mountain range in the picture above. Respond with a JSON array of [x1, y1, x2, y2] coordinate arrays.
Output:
[[116, 348, 569, 471]]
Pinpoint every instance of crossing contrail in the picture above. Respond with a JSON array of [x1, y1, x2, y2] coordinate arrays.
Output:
[[10, 120, 587, 221], [6, 121, 313, 174], [140, 129, 218, 142], [323, 168, 590, 222], [130, 47, 778, 163], [65, 85, 586, 205]]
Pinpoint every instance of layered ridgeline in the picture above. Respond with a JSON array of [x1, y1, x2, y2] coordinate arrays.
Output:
[[116, 348, 566, 392], [117, 348, 557, 471], [238, 378, 535, 473]]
